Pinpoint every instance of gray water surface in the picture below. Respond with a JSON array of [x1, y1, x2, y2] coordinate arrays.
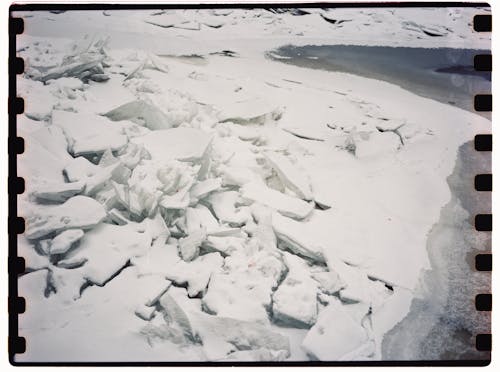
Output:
[[269, 45, 491, 117]]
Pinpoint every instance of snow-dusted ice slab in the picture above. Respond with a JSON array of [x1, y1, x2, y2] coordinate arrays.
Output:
[[272, 212, 324, 261], [131, 127, 211, 161], [241, 182, 313, 220], [52, 110, 128, 155], [302, 299, 370, 360], [25, 196, 106, 240], [272, 252, 318, 327], [264, 152, 313, 200]]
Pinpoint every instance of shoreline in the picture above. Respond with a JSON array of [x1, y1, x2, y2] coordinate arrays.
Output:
[[382, 140, 491, 360]]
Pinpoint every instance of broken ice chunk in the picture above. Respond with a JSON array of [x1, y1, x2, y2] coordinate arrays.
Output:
[[311, 270, 343, 295], [17, 77, 54, 121], [131, 127, 211, 162], [207, 191, 252, 226], [241, 182, 313, 220], [325, 254, 373, 304], [185, 205, 219, 235], [49, 228, 84, 255], [103, 100, 172, 130], [58, 222, 153, 286], [264, 152, 313, 200], [272, 252, 318, 328], [192, 313, 290, 361], [219, 165, 259, 187], [302, 298, 370, 360], [63, 157, 99, 183], [202, 249, 285, 323], [202, 236, 246, 256], [166, 252, 224, 297], [18, 235, 50, 271], [131, 243, 180, 277], [189, 178, 222, 202], [52, 110, 128, 156], [135, 304, 156, 321], [178, 228, 206, 261], [32, 181, 85, 203], [272, 212, 324, 262], [218, 98, 282, 125], [37, 57, 105, 83], [25, 195, 106, 240]]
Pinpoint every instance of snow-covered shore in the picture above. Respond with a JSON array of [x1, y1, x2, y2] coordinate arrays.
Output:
[[14, 8, 491, 362]]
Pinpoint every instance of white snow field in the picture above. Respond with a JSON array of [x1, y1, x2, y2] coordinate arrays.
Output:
[[14, 7, 490, 362]]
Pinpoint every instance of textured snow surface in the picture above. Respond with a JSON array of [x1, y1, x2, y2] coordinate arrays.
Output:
[[15, 6, 490, 362]]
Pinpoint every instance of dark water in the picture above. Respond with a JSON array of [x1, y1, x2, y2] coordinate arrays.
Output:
[[269, 45, 491, 117]]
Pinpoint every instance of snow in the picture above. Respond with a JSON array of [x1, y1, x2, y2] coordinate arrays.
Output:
[[272, 252, 318, 327], [48, 229, 84, 255], [241, 182, 314, 220], [52, 110, 128, 155], [131, 127, 211, 161], [264, 151, 313, 200], [14, 6, 490, 363], [25, 195, 106, 240], [302, 298, 371, 360]]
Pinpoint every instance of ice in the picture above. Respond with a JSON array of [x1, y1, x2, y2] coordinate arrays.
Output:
[[18, 127, 71, 192], [25, 195, 107, 240], [272, 212, 324, 262], [63, 157, 99, 182], [219, 165, 261, 187], [124, 53, 169, 81], [49, 228, 84, 255], [185, 205, 219, 235], [272, 252, 318, 327], [203, 249, 285, 323], [191, 313, 290, 360], [89, 73, 110, 82], [189, 178, 222, 202], [18, 269, 50, 304], [52, 110, 128, 155], [15, 7, 492, 362], [207, 191, 252, 226], [103, 100, 172, 130], [302, 298, 370, 360], [159, 286, 290, 360], [131, 243, 181, 277], [131, 127, 211, 162], [311, 270, 343, 295], [282, 126, 328, 141], [32, 181, 85, 202], [165, 252, 224, 297], [325, 253, 375, 304], [178, 228, 206, 261], [218, 98, 282, 125], [18, 235, 50, 271], [202, 236, 246, 256], [241, 182, 313, 220], [18, 78, 54, 121], [264, 151, 313, 200], [57, 222, 153, 286]]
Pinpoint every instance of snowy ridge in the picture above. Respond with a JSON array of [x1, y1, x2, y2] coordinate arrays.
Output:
[[15, 8, 490, 362]]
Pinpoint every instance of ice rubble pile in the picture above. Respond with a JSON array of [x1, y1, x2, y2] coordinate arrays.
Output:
[[18, 36, 413, 362]]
